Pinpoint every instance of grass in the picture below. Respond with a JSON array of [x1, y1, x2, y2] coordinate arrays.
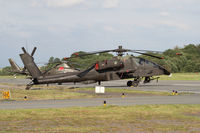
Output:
[[0, 86, 171, 101], [0, 105, 200, 132], [77, 87, 170, 95], [160, 73, 200, 80], [0, 75, 26, 79], [0, 87, 93, 101]]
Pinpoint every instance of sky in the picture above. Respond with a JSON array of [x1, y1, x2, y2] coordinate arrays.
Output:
[[1, 0, 200, 67]]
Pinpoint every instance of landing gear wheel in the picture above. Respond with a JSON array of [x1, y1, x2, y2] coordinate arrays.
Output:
[[144, 77, 151, 83], [132, 81, 139, 87], [127, 80, 132, 87]]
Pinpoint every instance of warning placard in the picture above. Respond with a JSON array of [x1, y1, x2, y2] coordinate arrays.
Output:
[[2, 90, 10, 99]]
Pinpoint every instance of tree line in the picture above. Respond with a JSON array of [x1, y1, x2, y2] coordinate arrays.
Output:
[[140, 44, 200, 73]]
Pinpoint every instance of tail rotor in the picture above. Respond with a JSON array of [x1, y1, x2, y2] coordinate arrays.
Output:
[[21, 47, 37, 73]]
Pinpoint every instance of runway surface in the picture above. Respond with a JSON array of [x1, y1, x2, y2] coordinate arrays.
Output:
[[0, 95, 200, 109], [1, 78, 200, 93], [0, 78, 200, 109]]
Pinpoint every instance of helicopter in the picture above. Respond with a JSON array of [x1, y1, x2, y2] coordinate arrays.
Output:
[[9, 58, 79, 76], [8, 47, 79, 77], [16, 46, 170, 90]]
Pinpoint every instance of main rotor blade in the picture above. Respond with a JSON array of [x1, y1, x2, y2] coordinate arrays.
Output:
[[63, 45, 164, 60], [131, 51, 164, 59], [129, 49, 163, 53], [64, 49, 113, 60]]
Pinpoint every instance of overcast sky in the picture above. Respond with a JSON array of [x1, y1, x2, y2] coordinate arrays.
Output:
[[1, 0, 200, 67]]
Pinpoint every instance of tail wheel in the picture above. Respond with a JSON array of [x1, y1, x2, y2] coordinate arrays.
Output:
[[127, 80, 132, 87], [25, 82, 33, 90], [25, 85, 32, 90]]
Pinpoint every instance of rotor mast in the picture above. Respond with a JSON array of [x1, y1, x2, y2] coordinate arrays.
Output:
[[117, 45, 124, 56]]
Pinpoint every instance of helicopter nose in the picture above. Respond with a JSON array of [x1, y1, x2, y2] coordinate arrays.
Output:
[[163, 68, 171, 75]]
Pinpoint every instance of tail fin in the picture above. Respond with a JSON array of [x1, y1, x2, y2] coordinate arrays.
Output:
[[8, 58, 22, 73], [20, 47, 42, 78]]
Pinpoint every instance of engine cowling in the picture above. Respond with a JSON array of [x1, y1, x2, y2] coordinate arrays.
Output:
[[95, 59, 124, 72]]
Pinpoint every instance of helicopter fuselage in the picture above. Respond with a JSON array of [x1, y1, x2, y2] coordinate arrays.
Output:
[[33, 56, 170, 86]]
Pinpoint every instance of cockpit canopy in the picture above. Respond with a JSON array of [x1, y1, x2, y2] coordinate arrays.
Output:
[[132, 57, 159, 68]]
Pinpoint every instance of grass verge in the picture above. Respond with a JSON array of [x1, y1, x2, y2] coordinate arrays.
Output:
[[0, 87, 93, 101], [0, 105, 200, 133], [0, 75, 26, 79], [160, 73, 200, 80], [0, 86, 171, 101]]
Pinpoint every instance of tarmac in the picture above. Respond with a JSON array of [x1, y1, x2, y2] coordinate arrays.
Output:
[[1, 78, 200, 93], [0, 95, 200, 109], [0, 78, 200, 109]]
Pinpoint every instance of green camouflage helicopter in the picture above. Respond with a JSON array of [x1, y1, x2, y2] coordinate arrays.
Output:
[[15, 46, 170, 89]]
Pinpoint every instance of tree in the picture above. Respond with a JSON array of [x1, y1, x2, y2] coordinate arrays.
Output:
[[48, 57, 54, 64], [0, 66, 14, 75]]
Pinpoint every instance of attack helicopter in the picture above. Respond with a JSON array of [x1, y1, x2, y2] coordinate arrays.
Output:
[[9, 47, 79, 77], [17, 46, 170, 90], [9, 58, 79, 76]]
